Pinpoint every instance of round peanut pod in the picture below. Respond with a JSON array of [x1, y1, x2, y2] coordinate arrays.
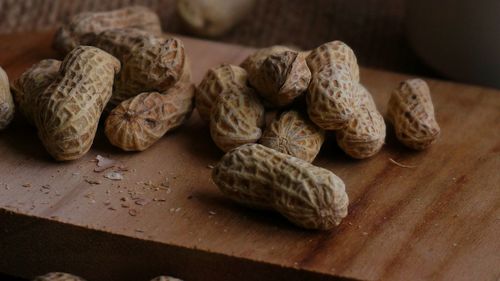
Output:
[[150, 276, 184, 281], [336, 84, 386, 159], [387, 78, 440, 150], [195, 64, 248, 122], [212, 143, 349, 230], [89, 28, 188, 108], [53, 6, 162, 54], [177, 0, 255, 37], [33, 272, 86, 281], [242, 46, 311, 107], [105, 81, 195, 152], [210, 87, 264, 152], [306, 41, 359, 130], [36, 46, 120, 161], [260, 110, 324, 162], [0, 66, 14, 130], [11, 59, 61, 125]]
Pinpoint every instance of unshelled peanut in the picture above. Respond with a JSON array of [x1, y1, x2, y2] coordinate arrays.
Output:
[[242, 46, 311, 107], [336, 84, 386, 159], [35, 46, 120, 160], [87, 28, 189, 107], [210, 87, 264, 152], [54, 6, 162, 54], [0, 66, 14, 130], [260, 110, 324, 162], [11, 59, 61, 125], [306, 41, 359, 130], [387, 78, 440, 150], [212, 143, 348, 230], [195, 64, 248, 122], [33, 272, 86, 281], [105, 80, 194, 151], [150, 276, 184, 281]]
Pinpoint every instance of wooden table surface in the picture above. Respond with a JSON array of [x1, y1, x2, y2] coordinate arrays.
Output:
[[0, 31, 499, 281]]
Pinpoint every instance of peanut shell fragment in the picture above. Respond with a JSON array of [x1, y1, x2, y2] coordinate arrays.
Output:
[[260, 110, 324, 162], [387, 78, 440, 150], [213, 143, 349, 230]]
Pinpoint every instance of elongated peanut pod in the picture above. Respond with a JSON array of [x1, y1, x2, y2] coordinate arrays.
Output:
[[54, 6, 162, 54], [387, 78, 440, 150], [336, 84, 386, 159], [36, 46, 120, 161], [212, 143, 349, 230]]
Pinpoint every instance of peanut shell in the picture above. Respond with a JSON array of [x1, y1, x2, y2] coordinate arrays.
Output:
[[212, 143, 349, 230], [105, 81, 194, 151], [210, 87, 264, 152], [336, 84, 386, 159], [260, 110, 324, 162], [11, 59, 61, 125], [36, 46, 120, 161], [0, 66, 14, 130], [195, 64, 248, 122], [33, 272, 86, 281], [387, 78, 440, 150], [54, 6, 162, 54]]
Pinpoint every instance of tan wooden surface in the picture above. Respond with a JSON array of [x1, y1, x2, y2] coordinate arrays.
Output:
[[0, 31, 499, 281]]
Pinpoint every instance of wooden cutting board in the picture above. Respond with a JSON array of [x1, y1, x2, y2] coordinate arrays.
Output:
[[0, 31, 499, 281]]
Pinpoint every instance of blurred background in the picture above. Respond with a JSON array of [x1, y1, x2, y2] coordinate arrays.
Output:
[[0, 0, 499, 88]]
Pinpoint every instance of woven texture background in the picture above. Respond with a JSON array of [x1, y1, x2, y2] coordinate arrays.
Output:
[[0, 0, 434, 75]]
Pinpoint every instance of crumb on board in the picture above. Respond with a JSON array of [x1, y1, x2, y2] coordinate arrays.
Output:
[[389, 158, 417, 169]]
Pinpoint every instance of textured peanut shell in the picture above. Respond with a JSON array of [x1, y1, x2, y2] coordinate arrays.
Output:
[[212, 143, 349, 230], [260, 110, 324, 162], [195, 64, 248, 122], [36, 46, 120, 161], [177, 0, 255, 37], [242, 46, 311, 107], [387, 78, 440, 150], [336, 84, 386, 159], [53, 6, 162, 54], [33, 272, 86, 281], [306, 40, 359, 83], [105, 81, 194, 151], [210, 88, 264, 152], [89, 29, 187, 107], [11, 59, 61, 125], [0, 66, 14, 130]]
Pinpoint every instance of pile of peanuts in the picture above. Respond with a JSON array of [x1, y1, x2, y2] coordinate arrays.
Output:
[[199, 43, 440, 230], [0, 6, 441, 231]]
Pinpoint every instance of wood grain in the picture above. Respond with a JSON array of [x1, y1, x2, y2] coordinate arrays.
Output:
[[0, 31, 499, 281]]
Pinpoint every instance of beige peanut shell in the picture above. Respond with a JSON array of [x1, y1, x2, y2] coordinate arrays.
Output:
[[242, 46, 311, 107], [210, 87, 264, 152], [336, 84, 386, 159], [387, 78, 440, 150], [11, 59, 61, 125], [306, 41, 359, 130], [260, 110, 324, 162], [33, 272, 86, 281], [88, 28, 188, 107], [105, 81, 194, 151], [150, 276, 184, 281], [195, 64, 248, 122], [36, 46, 120, 161], [53, 6, 162, 54], [212, 143, 349, 230], [0, 66, 14, 130]]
